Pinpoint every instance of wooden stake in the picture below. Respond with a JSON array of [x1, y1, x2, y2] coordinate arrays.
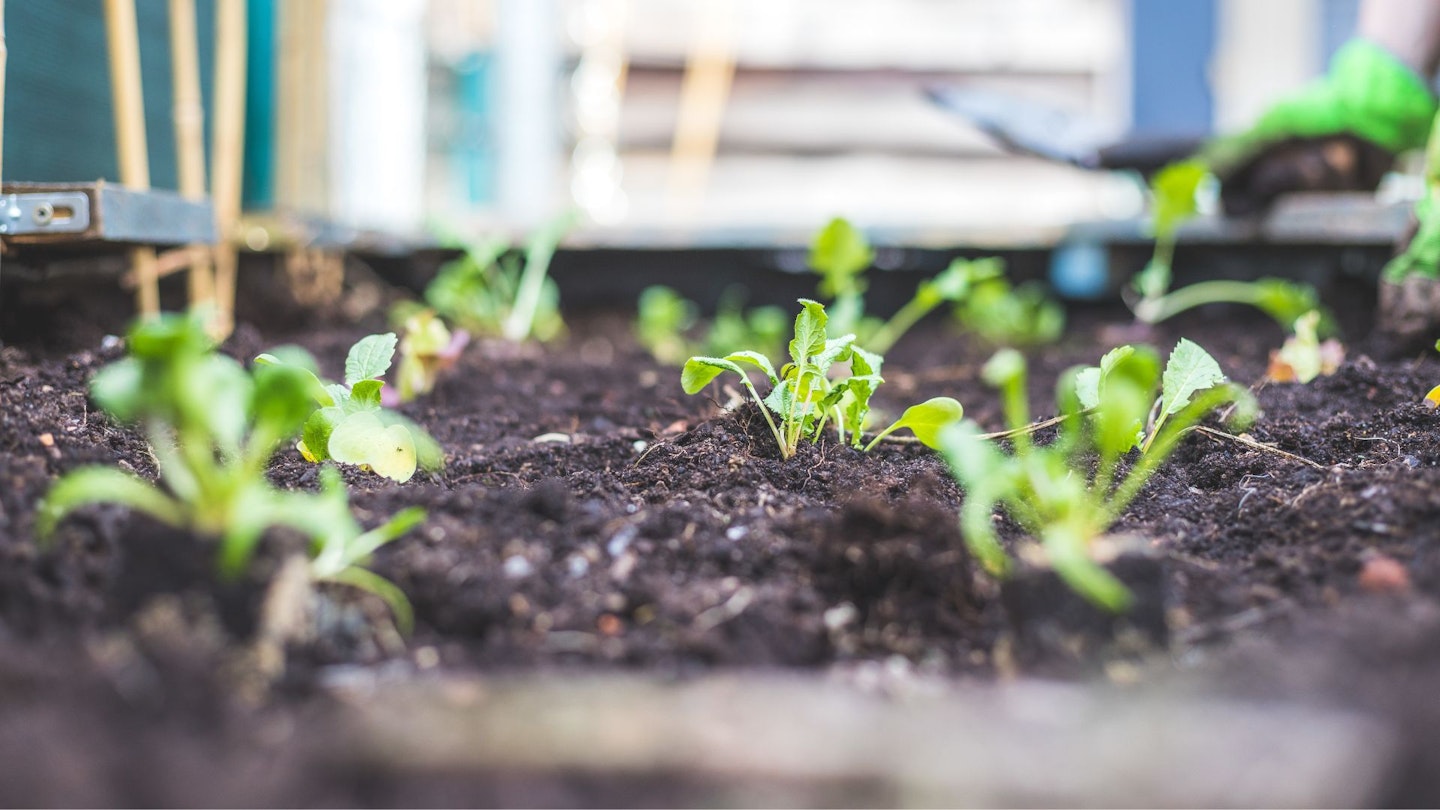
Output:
[[666, 0, 736, 222], [169, 0, 216, 316], [212, 0, 248, 338], [104, 0, 161, 317]]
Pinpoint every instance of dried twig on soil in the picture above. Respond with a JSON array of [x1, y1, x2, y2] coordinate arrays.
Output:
[[1192, 425, 1324, 469]]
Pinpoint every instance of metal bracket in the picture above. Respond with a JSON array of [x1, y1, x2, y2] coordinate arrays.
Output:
[[0, 192, 91, 236]]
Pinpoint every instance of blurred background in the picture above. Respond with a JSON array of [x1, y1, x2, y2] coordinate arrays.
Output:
[[4, 0, 1366, 247]]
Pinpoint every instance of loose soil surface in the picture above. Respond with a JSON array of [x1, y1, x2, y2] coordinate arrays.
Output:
[[4, 273, 1440, 805]]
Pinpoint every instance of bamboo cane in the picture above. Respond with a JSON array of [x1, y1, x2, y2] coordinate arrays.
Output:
[[666, 0, 736, 222], [104, 0, 161, 318], [169, 0, 215, 316], [212, 0, 247, 337]]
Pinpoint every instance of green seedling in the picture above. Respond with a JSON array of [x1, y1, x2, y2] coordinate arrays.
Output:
[[1132, 161, 1333, 334], [682, 299, 964, 459], [1130, 274, 1329, 333], [704, 288, 788, 360], [636, 285, 699, 365], [1133, 159, 1207, 302], [634, 284, 789, 367], [257, 333, 441, 482], [809, 217, 874, 337], [392, 309, 470, 404], [867, 257, 1005, 354], [954, 271, 1065, 347], [810, 218, 1038, 352], [37, 314, 426, 628], [939, 340, 1255, 611], [1267, 310, 1344, 383], [425, 213, 574, 342]]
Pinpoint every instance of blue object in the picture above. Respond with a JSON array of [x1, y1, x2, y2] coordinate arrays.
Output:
[[1050, 240, 1112, 300], [454, 52, 498, 205], [1130, 0, 1216, 139]]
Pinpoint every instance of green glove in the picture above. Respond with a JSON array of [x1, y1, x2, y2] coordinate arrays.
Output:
[[1204, 40, 1438, 215]]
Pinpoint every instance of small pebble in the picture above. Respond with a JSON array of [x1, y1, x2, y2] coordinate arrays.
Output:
[[37, 433, 54, 447], [566, 554, 590, 578], [725, 525, 748, 541], [502, 555, 534, 579], [1359, 556, 1410, 594], [597, 614, 623, 636], [413, 646, 440, 670], [606, 524, 638, 557]]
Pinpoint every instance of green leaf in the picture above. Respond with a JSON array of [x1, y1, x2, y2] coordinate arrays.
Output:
[[1151, 159, 1207, 237], [328, 412, 418, 482], [935, 422, 1010, 574], [722, 351, 779, 386], [372, 411, 443, 472], [813, 333, 855, 373], [789, 299, 829, 367], [1251, 279, 1325, 331], [349, 379, 384, 410], [37, 466, 186, 540], [324, 566, 415, 636], [1094, 346, 1160, 457], [251, 360, 322, 441], [982, 349, 1025, 388], [1074, 346, 1136, 410], [681, 356, 746, 394], [875, 397, 964, 450], [255, 350, 334, 406], [301, 407, 344, 462], [186, 355, 252, 453], [324, 383, 352, 407], [89, 358, 145, 421], [808, 217, 873, 298], [1159, 338, 1226, 418], [850, 346, 882, 379], [345, 333, 398, 385]]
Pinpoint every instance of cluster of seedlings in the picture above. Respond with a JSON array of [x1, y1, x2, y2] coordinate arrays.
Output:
[[33, 210, 1369, 645]]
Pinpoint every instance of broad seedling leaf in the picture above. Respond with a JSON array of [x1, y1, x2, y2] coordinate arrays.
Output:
[[1151, 159, 1206, 237], [865, 396, 964, 451], [349, 379, 385, 411], [722, 351, 779, 386], [808, 217, 874, 297], [681, 356, 747, 394], [789, 299, 829, 367], [329, 412, 418, 482], [255, 351, 336, 407], [1094, 347, 1160, 457], [1159, 338, 1226, 418], [1075, 346, 1137, 410], [345, 333, 398, 385]]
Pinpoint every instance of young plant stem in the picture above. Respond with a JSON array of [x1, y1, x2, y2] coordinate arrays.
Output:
[[1135, 279, 1277, 325], [738, 377, 787, 458], [866, 296, 935, 356], [503, 225, 563, 342], [1043, 522, 1132, 612]]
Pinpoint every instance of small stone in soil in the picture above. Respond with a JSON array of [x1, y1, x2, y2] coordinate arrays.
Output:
[[1358, 556, 1410, 594], [502, 556, 534, 579]]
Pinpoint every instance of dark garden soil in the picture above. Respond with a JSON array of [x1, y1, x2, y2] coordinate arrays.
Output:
[[4, 271, 1440, 804]]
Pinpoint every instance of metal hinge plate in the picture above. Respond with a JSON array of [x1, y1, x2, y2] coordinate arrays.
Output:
[[0, 192, 91, 236]]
